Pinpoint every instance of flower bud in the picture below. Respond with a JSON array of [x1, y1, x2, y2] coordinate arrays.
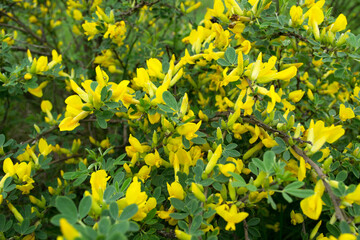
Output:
[[191, 183, 206, 202], [205, 144, 222, 174]]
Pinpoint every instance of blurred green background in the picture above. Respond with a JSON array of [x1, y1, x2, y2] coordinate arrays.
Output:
[[196, 0, 360, 34]]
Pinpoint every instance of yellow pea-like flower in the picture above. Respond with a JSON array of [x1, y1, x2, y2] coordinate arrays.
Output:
[[339, 104, 355, 121], [215, 204, 248, 231], [59, 218, 81, 240], [167, 181, 185, 200]]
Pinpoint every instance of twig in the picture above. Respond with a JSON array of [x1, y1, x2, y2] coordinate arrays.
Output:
[[21, 126, 58, 145], [243, 219, 250, 240], [49, 154, 83, 165], [0, 97, 10, 128], [156, 230, 176, 239], [10, 46, 51, 56], [0, 10, 54, 49], [119, 0, 160, 17], [242, 115, 348, 222]]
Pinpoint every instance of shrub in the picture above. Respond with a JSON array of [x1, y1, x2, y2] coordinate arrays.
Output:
[[1, 0, 360, 239]]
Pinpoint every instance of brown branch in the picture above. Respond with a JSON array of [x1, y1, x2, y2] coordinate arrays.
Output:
[[242, 115, 312, 145], [291, 145, 348, 222], [156, 230, 176, 239], [21, 126, 58, 145], [0, 23, 26, 33], [49, 154, 83, 165], [243, 219, 250, 240], [242, 115, 349, 222], [119, 0, 160, 17], [0, 10, 53, 48], [10, 46, 51, 56]]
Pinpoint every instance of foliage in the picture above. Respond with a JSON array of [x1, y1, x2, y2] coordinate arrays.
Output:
[[1, 0, 360, 239]]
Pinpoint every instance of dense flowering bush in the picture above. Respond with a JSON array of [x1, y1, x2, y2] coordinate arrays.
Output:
[[1, 0, 360, 239]]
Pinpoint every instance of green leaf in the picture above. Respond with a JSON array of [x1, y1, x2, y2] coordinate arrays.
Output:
[[224, 47, 236, 64], [217, 58, 230, 67], [78, 196, 92, 219], [247, 218, 260, 227], [55, 196, 77, 219], [90, 81, 98, 91], [282, 191, 293, 203], [336, 170, 348, 182], [339, 221, 351, 233], [162, 91, 178, 111], [326, 222, 340, 237], [284, 181, 304, 190], [109, 202, 119, 220], [119, 204, 138, 220], [285, 189, 314, 198], [73, 174, 88, 186], [170, 198, 186, 212], [97, 117, 107, 129], [246, 184, 257, 192], [169, 212, 189, 220], [252, 158, 266, 172], [228, 172, 246, 186], [158, 104, 175, 113], [191, 137, 207, 145], [263, 151, 275, 172], [190, 215, 202, 233], [267, 193, 277, 210], [103, 185, 116, 202], [99, 217, 111, 234], [120, 178, 131, 192], [100, 86, 108, 102], [0, 134, 5, 146]]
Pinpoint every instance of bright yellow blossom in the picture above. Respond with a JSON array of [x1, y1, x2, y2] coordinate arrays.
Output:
[[215, 204, 248, 231], [59, 218, 81, 240], [339, 104, 355, 121]]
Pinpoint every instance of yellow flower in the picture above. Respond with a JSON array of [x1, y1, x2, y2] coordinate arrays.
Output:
[[338, 233, 356, 240], [205, 144, 222, 174], [125, 134, 151, 157], [343, 184, 360, 205], [146, 58, 164, 79], [266, 85, 281, 113], [290, 210, 304, 225], [289, 90, 305, 103], [144, 150, 163, 168], [218, 163, 236, 177], [175, 230, 192, 240], [298, 157, 306, 181], [38, 138, 52, 156], [8, 202, 24, 223], [245, 53, 297, 83], [177, 121, 202, 140], [305, 5, 324, 40], [82, 21, 99, 40], [90, 170, 110, 203], [48, 50, 62, 69], [167, 181, 185, 200], [136, 165, 151, 182], [310, 220, 322, 239], [72, 9, 83, 21], [28, 81, 49, 98], [306, 120, 345, 153], [59, 218, 81, 240], [339, 104, 355, 121], [300, 180, 325, 220], [215, 204, 248, 231], [59, 95, 89, 132], [191, 183, 206, 202], [330, 14, 347, 32], [289, 5, 304, 27], [117, 177, 156, 221]]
